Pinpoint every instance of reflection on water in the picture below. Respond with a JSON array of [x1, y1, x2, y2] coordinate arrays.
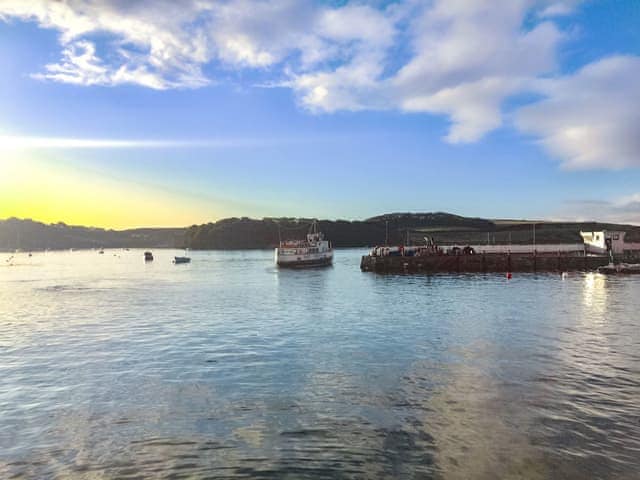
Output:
[[1, 249, 640, 479], [582, 272, 608, 318]]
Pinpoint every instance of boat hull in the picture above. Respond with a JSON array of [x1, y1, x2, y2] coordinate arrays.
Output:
[[598, 263, 640, 274], [276, 250, 333, 268]]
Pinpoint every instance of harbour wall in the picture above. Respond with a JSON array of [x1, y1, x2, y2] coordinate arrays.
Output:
[[439, 244, 586, 254], [360, 253, 612, 274]]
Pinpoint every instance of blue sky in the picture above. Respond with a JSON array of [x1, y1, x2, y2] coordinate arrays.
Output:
[[1, 0, 639, 228]]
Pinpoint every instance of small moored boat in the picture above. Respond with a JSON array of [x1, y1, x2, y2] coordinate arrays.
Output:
[[174, 256, 191, 264], [598, 262, 640, 274], [144, 251, 154, 261]]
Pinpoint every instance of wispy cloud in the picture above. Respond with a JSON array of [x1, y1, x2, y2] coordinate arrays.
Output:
[[0, 135, 276, 150], [3, 0, 638, 169], [0, 1, 568, 97], [516, 56, 640, 169], [537, 0, 582, 18]]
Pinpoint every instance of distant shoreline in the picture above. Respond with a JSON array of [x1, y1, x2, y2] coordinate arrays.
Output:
[[3, 213, 639, 252]]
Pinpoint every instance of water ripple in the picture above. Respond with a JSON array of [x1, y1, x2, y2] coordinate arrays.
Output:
[[1, 249, 639, 478]]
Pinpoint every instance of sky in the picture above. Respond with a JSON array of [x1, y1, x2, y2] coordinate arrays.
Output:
[[0, 0, 639, 229]]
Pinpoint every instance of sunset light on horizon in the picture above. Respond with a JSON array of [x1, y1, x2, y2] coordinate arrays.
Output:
[[1, 0, 639, 227], [0, 157, 231, 228]]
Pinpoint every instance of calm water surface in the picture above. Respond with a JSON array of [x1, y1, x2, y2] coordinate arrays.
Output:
[[1, 249, 639, 479]]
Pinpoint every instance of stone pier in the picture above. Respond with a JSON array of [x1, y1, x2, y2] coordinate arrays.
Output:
[[360, 253, 611, 274]]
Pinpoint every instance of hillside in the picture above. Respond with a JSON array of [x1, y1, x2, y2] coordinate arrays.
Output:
[[416, 219, 640, 245], [185, 213, 640, 249], [184, 213, 493, 249], [0, 218, 186, 251], [3, 213, 639, 251]]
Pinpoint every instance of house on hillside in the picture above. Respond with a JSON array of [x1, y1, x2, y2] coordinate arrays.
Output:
[[580, 230, 640, 255]]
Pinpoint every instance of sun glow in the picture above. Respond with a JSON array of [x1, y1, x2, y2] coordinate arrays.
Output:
[[0, 157, 220, 229]]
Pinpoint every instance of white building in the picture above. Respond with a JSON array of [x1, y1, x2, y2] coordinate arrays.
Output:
[[580, 230, 640, 255]]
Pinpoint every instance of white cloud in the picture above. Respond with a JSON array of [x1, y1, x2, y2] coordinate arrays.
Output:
[[395, 1, 562, 142], [2, 0, 638, 169], [516, 56, 640, 169], [316, 4, 395, 47], [0, 135, 195, 149], [537, 0, 582, 18], [32, 40, 110, 86], [0, 135, 273, 150], [291, 0, 564, 141], [0, 0, 213, 88]]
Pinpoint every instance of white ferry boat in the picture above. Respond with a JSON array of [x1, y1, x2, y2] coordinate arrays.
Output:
[[275, 222, 333, 268]]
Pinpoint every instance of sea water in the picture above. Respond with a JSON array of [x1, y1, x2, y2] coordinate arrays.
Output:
[[1, 249, 639, 478]]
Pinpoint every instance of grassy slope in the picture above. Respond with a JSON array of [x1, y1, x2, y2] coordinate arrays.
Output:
[[3, 213, 639, 250]]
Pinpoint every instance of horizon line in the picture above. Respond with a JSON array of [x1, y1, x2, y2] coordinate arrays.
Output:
[[2, 213, 635, 232]]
